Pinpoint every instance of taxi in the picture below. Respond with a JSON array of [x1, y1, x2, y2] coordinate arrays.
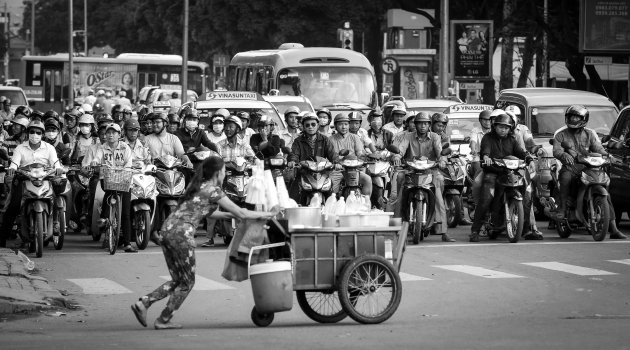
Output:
[[193, 91, 285, 131], [444, 103, 494, 157], [262, 91, 315, 116]]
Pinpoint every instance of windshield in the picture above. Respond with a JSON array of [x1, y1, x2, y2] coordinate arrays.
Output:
[[408, 106, 450, 114], [277, 67, 375, 108], [531, 106, 617, 137], [0, 90, 27, 106], [446, 118, 479, 138], [270, 101, 314, 116]]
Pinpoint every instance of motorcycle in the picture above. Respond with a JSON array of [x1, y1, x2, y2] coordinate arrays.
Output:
[[129, 165, 157, 250], [220, 157, 253, 245], [47, 172, 72, 250], [15, 163, 56, 258], [366, 150, 392, 210], [541, 140, 611, 241], [402, 157, 439, 244], [481, 157, 528, 243], [440, 144, 466, 228], [153, 155, 188, 242], [297, 156, 334, 206], [67, 160, 94, 237], [339, 150, 366, 199]]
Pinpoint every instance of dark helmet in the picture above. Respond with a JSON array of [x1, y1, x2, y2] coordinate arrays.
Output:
[[178, 105, 195, 119], [478, 109, 493, 121], [431, 112, 449, 125], [15, 105, 32, 118], [316, 108, 332, 119], [97, 114, 114, 126], [565, 105, 589, 129], [44, 119, 61, 131], [236, 111, 250, 120], [151, 112, 169, 124], [391, 104, 407, 116], [93, 103, 105, 113], [414, 111, 432, 124], [64, 107, 83, 121], [367, 108, 383, 121], [30, 110, 45, 121], [167, 113, 181, 125], [136, 104, 150, 119], [43, 110, 60, 123], [111, 104, 123, 121], [348, 111, 362, 122], [124, 118, 141, 131], [493, 113, 515, 130]]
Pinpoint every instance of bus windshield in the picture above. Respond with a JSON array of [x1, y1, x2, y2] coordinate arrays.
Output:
[[277, 67, 375, 109]]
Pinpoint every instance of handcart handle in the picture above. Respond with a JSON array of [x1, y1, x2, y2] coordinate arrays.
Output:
[[395, 222, 409, 272], [247, 242, 290, 278]]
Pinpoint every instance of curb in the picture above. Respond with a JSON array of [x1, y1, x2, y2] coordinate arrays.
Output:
[[0, 248, 67, 315]]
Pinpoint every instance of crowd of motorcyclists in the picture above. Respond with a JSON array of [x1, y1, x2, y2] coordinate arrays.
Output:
[[0, 96, 626, 255]]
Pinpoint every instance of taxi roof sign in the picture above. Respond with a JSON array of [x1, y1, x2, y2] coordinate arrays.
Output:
[[201, 91, 262, 101], [446, 104, 493, 114]]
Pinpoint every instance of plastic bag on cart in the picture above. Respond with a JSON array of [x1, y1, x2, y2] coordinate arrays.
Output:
[[222, 219, 269, 282]]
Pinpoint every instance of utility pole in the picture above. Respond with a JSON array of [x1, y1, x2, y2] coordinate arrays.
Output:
[[541, 0, 548, 87], [84, 0, 87, 56], [68, 0, 74, 108], [439, 0, 450, 97], [30, 0, 35, 54], [181, 0, 188, 103], [4, 3, 8, 81]]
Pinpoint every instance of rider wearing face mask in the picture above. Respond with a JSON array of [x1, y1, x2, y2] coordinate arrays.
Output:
[[70, 114, 98, 164], [367, 108, 393, 151], [236, 111, 256, 145], [1, 121, 64, 247], [174, 107, 218, 163], [43, 119, 71, 166], [317, 108, 334, 137], [207, 109, 228, 144]]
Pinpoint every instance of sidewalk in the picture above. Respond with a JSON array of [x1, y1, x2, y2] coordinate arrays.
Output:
[[0, 248, 66, 314]]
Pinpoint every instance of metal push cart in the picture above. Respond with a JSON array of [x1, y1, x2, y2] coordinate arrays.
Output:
[[249, 222, 409, 326]]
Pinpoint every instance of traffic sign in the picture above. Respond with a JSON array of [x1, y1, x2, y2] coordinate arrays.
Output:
[[381, 57, 399, 75], [584, 56, 612, 65]]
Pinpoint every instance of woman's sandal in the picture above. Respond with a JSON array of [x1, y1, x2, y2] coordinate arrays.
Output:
[[154, 318, 182, 330], [131, 302, 147, 327]]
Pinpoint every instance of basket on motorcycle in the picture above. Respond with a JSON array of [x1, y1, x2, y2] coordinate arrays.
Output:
[[51, 177, 68, 194], [102, 168, 133, 192]]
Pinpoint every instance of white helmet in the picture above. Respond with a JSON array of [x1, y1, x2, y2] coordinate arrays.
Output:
[[81, 103, 93, 114], [490, 109, 505, 118], [505, 105, 521, 117]]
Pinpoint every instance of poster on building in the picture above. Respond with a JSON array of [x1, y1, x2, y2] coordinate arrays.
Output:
[[64, 62, 137, 100], [400, 67, 426, 99], [450, 20, 493, 79], [580, 0, 630, 52]]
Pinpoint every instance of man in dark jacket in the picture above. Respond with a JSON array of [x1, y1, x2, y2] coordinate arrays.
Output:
[[174, 107, 218, 162]]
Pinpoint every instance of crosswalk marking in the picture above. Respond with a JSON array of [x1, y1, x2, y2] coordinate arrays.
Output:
[[522, 262, 617, 276], [432, 265, 523, 279], [159, 275, 235, 290], [399, 272, 432, 281], [67, 278, 133, 294], [608, 259, 630, 266]]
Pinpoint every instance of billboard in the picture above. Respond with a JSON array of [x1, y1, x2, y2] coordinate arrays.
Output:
[[580, 0, 630, 52], [450, 20, 493, 80], [64, 62, 137, 98]]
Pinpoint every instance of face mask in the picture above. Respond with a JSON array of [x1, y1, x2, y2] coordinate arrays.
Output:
[[45, 131, 58, 140], [29, 133, 42, 144], [80, 126, 91, 135], [185, 120, 198, 130], [212, 124, 224, 133], [319, 117, 329, 126]]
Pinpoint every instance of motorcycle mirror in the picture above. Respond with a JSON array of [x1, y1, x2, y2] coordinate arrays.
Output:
[[440, 148, 452, 156], [339, 149, 350, 157], [532, 145, 542, 154], [601, 134, 611, 143], [386, 145, 400, 154], [442, 143, 450, 149], [464, 136, 471, 143], [548, 139, 554, 145]]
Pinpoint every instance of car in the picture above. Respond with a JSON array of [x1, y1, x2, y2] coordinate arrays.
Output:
[[0, 86, 29, 111], [443, 103, 494, 155], [602, 106, 630, 222], [193, 91, 285, 132], [262, 94, 315, 116], [382, 96, 460, 125], [495, 87, 619, 216]]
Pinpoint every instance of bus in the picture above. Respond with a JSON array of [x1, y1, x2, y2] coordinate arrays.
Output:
[[228, 45, 378, 117], [21, 53, 210, 111]]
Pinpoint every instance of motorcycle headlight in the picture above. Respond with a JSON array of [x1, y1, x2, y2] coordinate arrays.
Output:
[[503, 159, 520, 170], [270, 158, 284, 166], [300, 177, 313, 190], [322, 178, 332, 191], [78, 174, 90, 187], [156, 179, 170, 194], [172, 176, 186, 195], [583, 156, 605, 167]]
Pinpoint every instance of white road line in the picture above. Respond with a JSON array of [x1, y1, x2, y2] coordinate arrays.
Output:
[[522, 262, 617, 276], [399, 272, 432, 281], [432, 265, 524, 279], [67, 278, 133, 294], [159, 275, 235, 290], [608, 259, 630, 266], [407, 241, 630, 249]]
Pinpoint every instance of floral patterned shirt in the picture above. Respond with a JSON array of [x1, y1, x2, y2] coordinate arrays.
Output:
[[162, 182, 226, 246]]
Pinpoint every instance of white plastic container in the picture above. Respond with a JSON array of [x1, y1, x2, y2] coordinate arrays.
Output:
[[249, 260, 293, 313], [284, 207, 322, 229], [338, 212, 394, 227]]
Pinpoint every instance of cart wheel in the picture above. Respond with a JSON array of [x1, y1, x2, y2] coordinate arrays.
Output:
[[296, 290, 347, 323], [338, 255, 402, 324], [251, 307, 274, 327]]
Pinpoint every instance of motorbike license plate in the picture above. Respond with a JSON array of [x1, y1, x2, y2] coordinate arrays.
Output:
[[235, 177, 245, 191]]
